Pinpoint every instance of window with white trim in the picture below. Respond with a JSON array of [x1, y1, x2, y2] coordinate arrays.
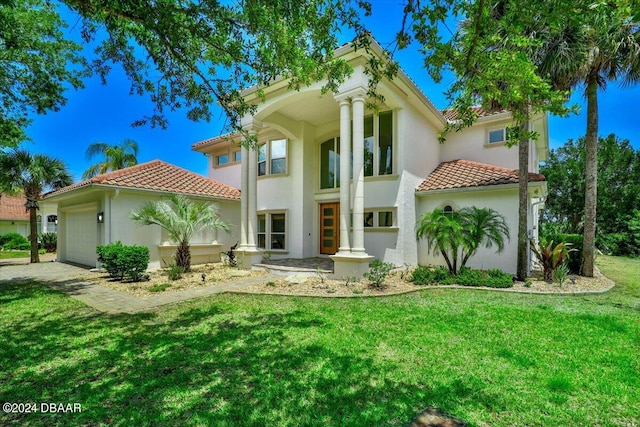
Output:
[[258, 139, 287, 176], [487, 126, 515, 145], [364, 110, 394, 176], [257, 212, 287, 250], [320, 137, 340, 189], [363, 209, 395, 228], [47, 215, 58, 233], [216, 153, 229, 166]]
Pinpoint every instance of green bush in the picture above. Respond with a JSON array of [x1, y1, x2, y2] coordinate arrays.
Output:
[[40, 232, 57, 252], [1, 232, 29, 250], [456, 267, 513, 288], [455, 267, 484, 286], [542, 233, 582, 274], [410, 266, 436, 285], [96, 242, 149, 282], [364, 259, 394, 288], [411, 265, 512, 288]]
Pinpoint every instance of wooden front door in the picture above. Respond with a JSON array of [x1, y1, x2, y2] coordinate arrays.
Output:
[[320, 202, 340, 255]]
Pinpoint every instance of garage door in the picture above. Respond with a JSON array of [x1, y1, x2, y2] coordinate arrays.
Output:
[[65, 209, 97, 267]]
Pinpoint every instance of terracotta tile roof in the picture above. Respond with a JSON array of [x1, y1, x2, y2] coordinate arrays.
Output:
[[44, 160, 241, 200], [442, 106, 509, 121], [0, 194, 29, 220], [416, 159, 545, 192]]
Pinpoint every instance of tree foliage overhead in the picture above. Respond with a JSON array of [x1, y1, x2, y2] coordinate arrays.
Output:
[[0, 0, 86, 147], [61, 0, 376, 135]]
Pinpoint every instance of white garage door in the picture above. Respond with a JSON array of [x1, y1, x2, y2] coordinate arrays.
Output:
[[65, 209, 97, 267]]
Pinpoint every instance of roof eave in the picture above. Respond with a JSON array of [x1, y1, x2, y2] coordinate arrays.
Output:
[[416, 180, 545, 196], [44, 183, 240, 203]]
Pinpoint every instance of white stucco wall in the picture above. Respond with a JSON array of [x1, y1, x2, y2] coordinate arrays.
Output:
[[441, 119, 519, 170], [113, 193, 240, 268], [416, 187, 521, 274]]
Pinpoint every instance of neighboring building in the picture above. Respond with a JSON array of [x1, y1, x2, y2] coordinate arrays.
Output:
[[0, 194, 58, 238], [43, 160, 241, 268], [193, 40, 547, 275]]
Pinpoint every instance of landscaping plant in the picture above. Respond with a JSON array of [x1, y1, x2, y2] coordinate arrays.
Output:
[[39, 232, 57, 253], [96, 241, 150, 282], [0, 233, 30, 251], [530, 240, 576, 283], [416, 207, 509, 274], [131, 194, 229, 272], [364, 259, 394, 288]]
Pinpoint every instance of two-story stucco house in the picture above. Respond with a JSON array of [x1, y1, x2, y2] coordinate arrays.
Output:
[[192, 40, 548, 276]]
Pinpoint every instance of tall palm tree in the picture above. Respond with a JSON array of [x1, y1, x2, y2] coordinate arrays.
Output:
[[130, 194, 229, 271], [538, 12, 640, 276], [416, 207, 509, 274], [82, 139, 139, 180], [0, 150, 72, 262]]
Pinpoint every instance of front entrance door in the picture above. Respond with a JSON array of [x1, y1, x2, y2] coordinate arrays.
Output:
[[320, 202, 340, 255]]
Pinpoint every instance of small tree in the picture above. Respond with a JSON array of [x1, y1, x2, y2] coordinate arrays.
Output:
[[130, 194, 229, 271], [416, 207, 510, 275], [0, 150, 72, 262]]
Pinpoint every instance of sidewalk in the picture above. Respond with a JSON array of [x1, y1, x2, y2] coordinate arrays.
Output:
[[0, 261, 272, 314]]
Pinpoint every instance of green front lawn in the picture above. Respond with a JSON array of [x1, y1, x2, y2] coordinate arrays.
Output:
[[0, 256, 638, 426], [0, 250, 30, 259]]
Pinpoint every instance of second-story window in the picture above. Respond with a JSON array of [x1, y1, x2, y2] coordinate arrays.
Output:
[[258, 139, 287, 176], [320, 137, 340, 189], [216, 153, 229, 166], [364, 110, 394, 176]]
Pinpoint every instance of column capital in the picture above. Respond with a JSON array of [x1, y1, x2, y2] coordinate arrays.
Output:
[[333, 85, 368, 104], [240, 116, 263, 134]]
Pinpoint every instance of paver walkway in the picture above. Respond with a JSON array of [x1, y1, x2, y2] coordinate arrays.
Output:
[[0, 261, 275, 314]]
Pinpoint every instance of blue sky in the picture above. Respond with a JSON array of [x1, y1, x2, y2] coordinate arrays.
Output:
[[23, 3, 640, 182]]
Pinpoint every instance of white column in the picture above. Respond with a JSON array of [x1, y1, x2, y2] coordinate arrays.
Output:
[[337, 97, 351, 254], [351, 94, 366, 253], [247, 135, 258, 250], [239, 144, 249, 249], [211, 227, 219, 245]]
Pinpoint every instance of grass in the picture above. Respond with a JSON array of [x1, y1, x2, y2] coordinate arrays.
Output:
[[0, 250, 30, 259], [0, 256, 638, 426]]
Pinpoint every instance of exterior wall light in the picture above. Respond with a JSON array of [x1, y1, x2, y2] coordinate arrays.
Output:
[[97, 212, 104, 224]]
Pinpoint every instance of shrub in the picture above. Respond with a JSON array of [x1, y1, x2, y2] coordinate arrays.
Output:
[[543, 233, 582, 273], [410, 266, 455, 285], [167, 264, 184, 281], [456, 267, 513, 288], [40, 232, 57, 252], [410, 266, 436, 285], [96, 242, 149, 282], [455, 267, 484, 286], [364, 259, 394, 288], [1, 232, 29, 250], [530, 240, 576, 282]]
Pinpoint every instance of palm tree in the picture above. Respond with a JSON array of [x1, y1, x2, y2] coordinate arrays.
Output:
[[82, 139, 139, 180], [416, 208, 464, 274], [459, 206, 510, 267], [538, 12, 640, 276], [0, 150, 72, 263], [130, 194, 229, 271], [416, 207, 509, 274]]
